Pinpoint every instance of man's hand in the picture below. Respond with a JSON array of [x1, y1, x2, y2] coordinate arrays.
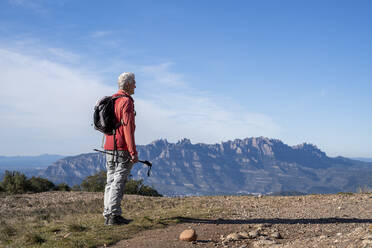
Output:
[[130, 154, 139, 164]]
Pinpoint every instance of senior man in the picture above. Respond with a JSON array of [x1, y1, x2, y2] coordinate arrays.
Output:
[[103, 72, 138, 225]]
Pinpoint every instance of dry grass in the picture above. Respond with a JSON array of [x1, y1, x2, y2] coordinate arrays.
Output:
[[0, 192, 225, 248], [1, 192, 372, 247], [24, 232, 46, 245], [67, 223, 88, 232], [357, 185, 372, 193], [0, 221, 17, 244]]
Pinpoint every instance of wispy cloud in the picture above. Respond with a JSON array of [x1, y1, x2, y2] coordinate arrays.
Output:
[[0, 44, 280, 155], [134, 63, 281, 145], [139, 62, 187, 88], [47, 48, 80, 63], [7, 0, 49, 15], [90, 31, 113, 38], [0, 38, 81, 64], [0, 47, 113, 155]]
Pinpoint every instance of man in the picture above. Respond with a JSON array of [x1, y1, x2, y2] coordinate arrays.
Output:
[[103, 72, 138, 225]]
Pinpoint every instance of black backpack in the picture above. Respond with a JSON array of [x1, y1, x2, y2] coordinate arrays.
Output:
[[93, 95, 128, 135], [93, 94, 153, 176]]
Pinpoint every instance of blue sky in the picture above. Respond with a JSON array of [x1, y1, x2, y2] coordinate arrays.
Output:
[[0, 0, 371, 157]]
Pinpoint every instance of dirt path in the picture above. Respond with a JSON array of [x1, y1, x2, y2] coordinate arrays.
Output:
[[110, 193, 372, 248]]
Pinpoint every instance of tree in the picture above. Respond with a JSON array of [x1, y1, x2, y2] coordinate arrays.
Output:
[[71, 184, 81, 191], [80, 171, 162, 196], [0, 171, 71, 194], [1, 171, 30, 194], [124, 179, 162, 196], [28, 176, 55, 193], [138, 185, 162, 197], [81, 171, 106, 192], [123, 178, 143, 194], [54, 183, 70, 191]]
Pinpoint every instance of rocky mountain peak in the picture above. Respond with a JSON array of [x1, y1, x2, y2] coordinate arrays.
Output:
[[150, 138, 169, 147], [38, 137, 372, 196], [292, 143, 326, 158], [226, 137, 280, 157], [177, 138, 192, 145]]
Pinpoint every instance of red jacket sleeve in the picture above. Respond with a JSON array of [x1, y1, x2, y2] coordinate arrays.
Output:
[[122, 99, 137, 156]]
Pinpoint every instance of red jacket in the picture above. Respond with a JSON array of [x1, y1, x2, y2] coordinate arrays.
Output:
[[104, 90, 137, 156]]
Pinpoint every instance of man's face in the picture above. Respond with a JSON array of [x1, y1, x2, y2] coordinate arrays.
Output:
[[128, 80, 136, 95]]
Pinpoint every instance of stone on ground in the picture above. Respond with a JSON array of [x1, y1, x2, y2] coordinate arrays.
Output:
[[249, 230, 259, 238], [179, 228, 197, 242], [226, 232, 244, 241], [271, 231, 282, 239], [238, 231, 250, 239]]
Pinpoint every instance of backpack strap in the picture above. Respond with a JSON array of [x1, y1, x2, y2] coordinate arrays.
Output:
[[115, 94, 134, 127], [112, 94, 132, 101], [113, 129, 117, 164]]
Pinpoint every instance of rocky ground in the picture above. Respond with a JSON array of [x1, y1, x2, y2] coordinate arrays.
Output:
[[1, 192, 371, 247], [111, 193, 372, 248]]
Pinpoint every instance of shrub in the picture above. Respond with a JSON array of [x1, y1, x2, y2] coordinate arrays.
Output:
[[1, 171, 30, 194], [124, 179, 162, 197], [0, 171, 73, 194], [80, 171, 162, 196], [124, 178, 143, 194], [81, 171, 106, 192], [138, 185, 162, 197], [71, 184, 81, 191], [28, 176, 55, 193], [54, 183, 70, 191]]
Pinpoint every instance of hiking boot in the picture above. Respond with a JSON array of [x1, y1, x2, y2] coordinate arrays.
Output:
[[107, 215, 132, 225]]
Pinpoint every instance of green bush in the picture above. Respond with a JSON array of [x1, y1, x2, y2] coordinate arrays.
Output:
[[0, 171, 72, 194], [54, 183, 70, 191], [80, 171, 162, 196], [124, 178, 142, 194], [71, 184, 81, 191], [28, 176, 55, 193], [138, 185, 162, 197], [1, 171, 30, 194], [81, 171, 106, 192], [124, 179, 162, 197]]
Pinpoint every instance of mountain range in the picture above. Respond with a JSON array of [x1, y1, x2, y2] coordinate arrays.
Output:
[[35, 137, 372, 196], [0, 154, 64, 170], [0, 154, 64, 180]]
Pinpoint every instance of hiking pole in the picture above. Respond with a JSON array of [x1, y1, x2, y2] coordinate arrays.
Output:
[[93, 149, 152, 176]]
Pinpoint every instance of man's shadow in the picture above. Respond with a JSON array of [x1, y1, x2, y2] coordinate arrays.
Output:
[[172, 216, 372, 225]]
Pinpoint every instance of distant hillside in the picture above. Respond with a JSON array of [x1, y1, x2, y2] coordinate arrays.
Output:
[[38, 137, 372, 195], [0, 154, 64, 181], [353, 157, 372, 162], [0, 154, 64, 170], [40, 153, 105, 186]]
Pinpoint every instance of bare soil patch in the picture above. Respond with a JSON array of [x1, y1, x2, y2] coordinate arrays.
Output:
[[0, 192, 371, 247], [111, 193, 372, 248]]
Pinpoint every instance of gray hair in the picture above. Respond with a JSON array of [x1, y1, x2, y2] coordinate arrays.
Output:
[[118, 72, 135, 90]]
